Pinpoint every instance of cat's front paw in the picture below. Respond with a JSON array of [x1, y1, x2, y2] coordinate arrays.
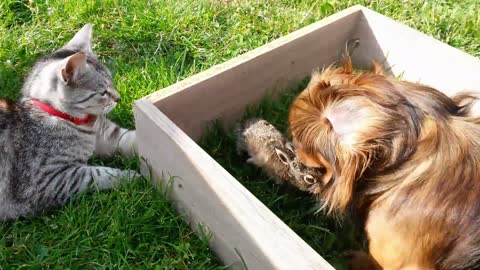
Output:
[[122, 169, 141, 180], [118, 130, 137, 158]]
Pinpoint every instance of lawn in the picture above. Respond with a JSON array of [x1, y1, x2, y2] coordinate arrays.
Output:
[[199, 77, 363, 270], [0, 0, 479, 269]]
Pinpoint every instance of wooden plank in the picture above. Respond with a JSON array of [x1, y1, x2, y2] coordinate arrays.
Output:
[[133, 5, 480, 270], [358, 7, 480, 96], [134, 99, 334, 270], [145, 5, 365, 141]]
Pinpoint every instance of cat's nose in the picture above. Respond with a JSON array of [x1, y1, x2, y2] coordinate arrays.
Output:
[[112, 93, 121, 102], [108, 87, 121, 102]]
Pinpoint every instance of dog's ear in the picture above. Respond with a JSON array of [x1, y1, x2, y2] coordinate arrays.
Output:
[[319, 98, 381, 213], [323, 152, 365, 214], [324, 98, 380, 147], [296, 146, 324, 168], [295, 134, 365, 214]]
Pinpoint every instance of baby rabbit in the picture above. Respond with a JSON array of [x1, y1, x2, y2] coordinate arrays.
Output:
[[236, 118, 323, 193]]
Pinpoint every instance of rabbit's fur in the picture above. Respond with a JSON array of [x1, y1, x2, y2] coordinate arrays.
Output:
[[236, 118, 323, 193]]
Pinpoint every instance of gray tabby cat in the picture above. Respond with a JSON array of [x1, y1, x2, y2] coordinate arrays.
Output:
[[0, 24, 138, 221]]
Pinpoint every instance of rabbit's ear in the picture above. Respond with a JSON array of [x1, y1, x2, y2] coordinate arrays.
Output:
[[285, 142, 295, 154], [275, 148, 291, 166]]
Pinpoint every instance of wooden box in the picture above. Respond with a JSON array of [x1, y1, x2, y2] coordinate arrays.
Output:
[[134, 5, 480, 270]]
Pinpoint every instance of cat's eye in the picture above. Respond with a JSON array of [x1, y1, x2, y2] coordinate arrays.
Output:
[[100, 91, 107, 96]]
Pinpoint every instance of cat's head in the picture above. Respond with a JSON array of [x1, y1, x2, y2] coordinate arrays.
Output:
[[23, 24, 120, 117]]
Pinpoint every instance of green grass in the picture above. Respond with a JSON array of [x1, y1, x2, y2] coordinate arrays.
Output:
[[0, 179, 223, 269], [0, 0, 479, 269], [199, 78, 363, 270]]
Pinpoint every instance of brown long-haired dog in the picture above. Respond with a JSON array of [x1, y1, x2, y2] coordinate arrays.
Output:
[[288, 56, 480, 270]]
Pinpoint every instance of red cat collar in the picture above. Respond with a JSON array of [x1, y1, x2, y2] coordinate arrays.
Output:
[[31, 98, 95, 125]]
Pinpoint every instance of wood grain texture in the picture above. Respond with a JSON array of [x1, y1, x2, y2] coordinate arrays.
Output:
[[134, 99, 334, 270]]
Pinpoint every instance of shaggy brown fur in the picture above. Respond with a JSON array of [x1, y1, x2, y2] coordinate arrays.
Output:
[[288, 56, 480, 270]]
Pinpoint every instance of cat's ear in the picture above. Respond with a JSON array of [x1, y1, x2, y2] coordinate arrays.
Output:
[[60, 52, 87, 83], [63, 24, 93, 54]]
